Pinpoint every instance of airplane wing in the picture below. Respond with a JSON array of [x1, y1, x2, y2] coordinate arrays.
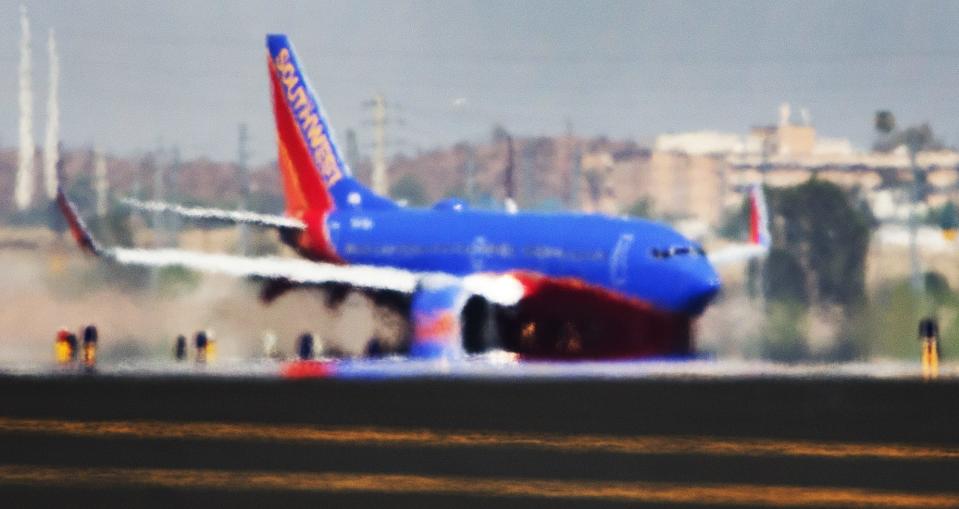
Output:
[[706, 183, 771, 266], [706, 243, 768, 266], [58, 189, 524, 306], [121, 198, 305, 230]]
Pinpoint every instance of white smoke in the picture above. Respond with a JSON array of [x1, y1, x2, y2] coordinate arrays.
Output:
[[42, 29, 60, 200], [95, 149, 108, 217], [15, 4, 34, 210]]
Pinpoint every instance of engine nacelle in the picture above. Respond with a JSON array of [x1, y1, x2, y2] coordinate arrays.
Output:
[[409, 276, 471, 359]]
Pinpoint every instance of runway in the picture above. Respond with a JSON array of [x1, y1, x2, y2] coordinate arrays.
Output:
[[0, 370, 957, 507]]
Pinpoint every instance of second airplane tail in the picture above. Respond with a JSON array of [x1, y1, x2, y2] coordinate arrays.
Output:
[[748, 183, 771, 249]]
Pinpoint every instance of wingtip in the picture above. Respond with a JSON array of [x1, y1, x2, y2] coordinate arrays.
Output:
[[56, 186, 102, 257]]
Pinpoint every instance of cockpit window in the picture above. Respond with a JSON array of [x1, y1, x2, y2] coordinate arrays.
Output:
[[651, 244, 707, 259]]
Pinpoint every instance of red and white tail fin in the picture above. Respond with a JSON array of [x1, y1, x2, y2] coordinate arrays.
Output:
[[266, 35, 336, 220], [748, 183, 771, 248], [266, 34, 395, 219], [706, 183, 770, 266]]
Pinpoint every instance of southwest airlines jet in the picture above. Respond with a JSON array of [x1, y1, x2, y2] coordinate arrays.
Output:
[[57, 34, 769, 360]]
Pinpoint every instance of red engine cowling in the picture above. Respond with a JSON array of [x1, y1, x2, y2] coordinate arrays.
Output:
[[500, 273, 692, 360]]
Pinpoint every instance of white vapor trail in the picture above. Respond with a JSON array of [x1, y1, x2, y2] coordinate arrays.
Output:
[[43, 29, 60, 200], [15, 4, 34, 210]]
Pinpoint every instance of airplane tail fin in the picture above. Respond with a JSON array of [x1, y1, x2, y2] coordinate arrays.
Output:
[[748, 183, 771, 248], [265, 34, 395, 218], [705, 184, 770, 266]]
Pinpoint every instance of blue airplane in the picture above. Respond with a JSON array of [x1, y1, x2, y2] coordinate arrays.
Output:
[[58, 34, 769, 360]]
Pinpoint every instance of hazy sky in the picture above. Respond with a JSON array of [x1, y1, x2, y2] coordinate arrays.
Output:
[[1, 1, 957, 164]]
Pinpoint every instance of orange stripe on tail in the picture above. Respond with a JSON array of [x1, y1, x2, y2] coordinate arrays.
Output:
[[268, 56, 333, 219]]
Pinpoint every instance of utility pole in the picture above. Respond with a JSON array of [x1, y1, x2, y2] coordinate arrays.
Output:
[[169, 146, 181, 241], [570, 144, 581, 211], [345, 128, 360, 171], [237, 123, 250, 255], [503, 134, 517, 212], [875, 111, 926, 297], [147, 143, 166, 291], [565, 119, 580, 210], [152, 143, 168, 248], [907, 145, 925, 295], [94, 147, 108, 218], [521, 141, 535, 208], [464, 145, 476, 203], [371, 94, 388, 196]]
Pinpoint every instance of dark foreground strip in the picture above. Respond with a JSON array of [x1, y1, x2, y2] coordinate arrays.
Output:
[[0, 465, 957, 507], [0, 416, 956, 461]]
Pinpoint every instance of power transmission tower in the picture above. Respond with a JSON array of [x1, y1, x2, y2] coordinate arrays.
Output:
[[169, 146, 181, 242], [152, 143, 167, 247], [521, 140, 536, 208], [94, 147, 108, 218], [503, 134, 517, 212], [237, 123, 250, 255], [570, 144, 581, 211], [371, 94, 388, 195], [464, 145, 477, 203], [565, 119, 581, 210], [345, 128, 360, 171]]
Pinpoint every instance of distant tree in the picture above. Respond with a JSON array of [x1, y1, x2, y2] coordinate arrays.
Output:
[[942, 202, 959, 230], [925, 271, 952, 305], [874, 110, 896, 134], [750, 179, 873, 361], [873, 111, 942, 153], [763, 249, 808, 304], [763, 179, 871, 310], [490, 124, 510, 144], [584, 169, 604, 205], [760, 301, 809, 362], [625, 197, 653, 218], [926, 202, 959, 230], [391, 174, 429, 206]]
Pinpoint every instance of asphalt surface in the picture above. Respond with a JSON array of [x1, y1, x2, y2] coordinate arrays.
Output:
[[0, 374, 958, 508]]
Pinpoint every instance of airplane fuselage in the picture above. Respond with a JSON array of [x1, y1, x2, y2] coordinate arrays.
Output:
[[325, 207, 721, 315]]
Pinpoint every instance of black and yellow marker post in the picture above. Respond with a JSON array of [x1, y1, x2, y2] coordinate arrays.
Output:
[[297, 333, 315, 361], [54, 328, 76, 365], [206, 331, 217, 363], [194, 331, 208, 365], [174, 335, 187, 362], [919, 317, 940, 380], [81, 325, 98, 370]]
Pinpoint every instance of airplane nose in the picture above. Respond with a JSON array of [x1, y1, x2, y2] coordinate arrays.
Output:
[[685, 273, 721, 315]]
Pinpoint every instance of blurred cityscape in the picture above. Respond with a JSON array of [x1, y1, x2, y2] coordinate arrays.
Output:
[[5, 102, 958, 229], [3, 3, 958, 365], [3, 100, 959, 363]]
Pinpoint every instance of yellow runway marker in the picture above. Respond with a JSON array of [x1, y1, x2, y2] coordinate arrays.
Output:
[[0, 416, 957, 461], [0, 465, 957, 508]]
